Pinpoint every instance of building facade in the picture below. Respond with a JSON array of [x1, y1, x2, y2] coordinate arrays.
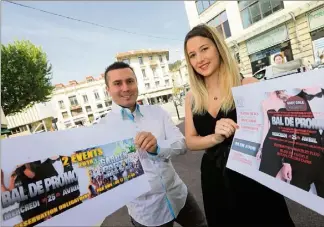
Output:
[[171, 59, 189, 88], [184, 1, 324, 76], [52, 75, 113, 129], [3, 49, 180, 133], [4, 102, 56, 137], [116, 49, 174, 104]]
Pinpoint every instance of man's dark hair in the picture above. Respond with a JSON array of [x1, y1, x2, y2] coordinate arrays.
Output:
[[104, 61, 135, 86]]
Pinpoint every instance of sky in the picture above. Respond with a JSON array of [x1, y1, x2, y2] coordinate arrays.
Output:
[[2, 1, 190, 85]]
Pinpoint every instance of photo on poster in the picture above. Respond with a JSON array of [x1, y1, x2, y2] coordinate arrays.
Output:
[[228, 70, 324, 216], [1, 138, 145, 227]]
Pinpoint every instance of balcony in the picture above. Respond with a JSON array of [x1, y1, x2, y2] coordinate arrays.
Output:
[[71, 108, 84, 117], [70, 104, 82, 110]]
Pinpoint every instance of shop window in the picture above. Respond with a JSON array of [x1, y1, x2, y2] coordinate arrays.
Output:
[[249, 41, 293, 74], [238, 1, 284, 28], [207, 11, 231, 38]]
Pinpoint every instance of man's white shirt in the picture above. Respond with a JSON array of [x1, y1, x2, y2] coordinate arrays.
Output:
[[99, 103, 188, 226]]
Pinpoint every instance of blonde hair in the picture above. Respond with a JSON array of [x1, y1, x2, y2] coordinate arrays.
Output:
[[184, 24, 241, 115]]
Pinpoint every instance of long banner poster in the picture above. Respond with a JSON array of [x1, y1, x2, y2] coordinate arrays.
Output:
[[1, 124, 151, 227], [227, 69, 324, 215]]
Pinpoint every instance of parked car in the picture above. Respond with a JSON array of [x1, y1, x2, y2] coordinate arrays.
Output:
[[92, 109, 111, 125], [253, 59, 307, 81], [312, 63, 324, 70]]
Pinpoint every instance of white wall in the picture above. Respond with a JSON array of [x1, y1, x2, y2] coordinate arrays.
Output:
[[184, 1, 200, 29], [6, 102, 55, 129], [171, 59, 189, 87], [127, 53, 172, 94], [184, 1, 313, 43], [52, 79, 111, 129]]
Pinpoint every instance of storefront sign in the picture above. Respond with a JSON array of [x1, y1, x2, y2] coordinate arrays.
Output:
[[246, 25, 289, 55], [308, 6, 324, 31]]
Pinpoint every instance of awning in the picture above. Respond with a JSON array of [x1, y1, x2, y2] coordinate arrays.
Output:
[[1, 128, 11, 135]]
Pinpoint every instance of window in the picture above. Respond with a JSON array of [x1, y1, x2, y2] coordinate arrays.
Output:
[[195, 0, 216, 14], [155, 81, 160, 87], [122, 59, 130, 64], [104, 89, 109, 97], [138, 56, 143, 65], [165, 79, 170, 86], [152, 67, 158, 78], [93, 90, 100, 100], [62, 111, 69, 119], [142, 69, 147, 78], [149, 56, 153, 60], [106, 100, 112, 107], [145, 83, 150, 89], [68, 96, 78, 106], [238, 1, 284, 28], [161, 66, 166, 74], [83, 95, 88, 103], [207, 11, 231, 38], [58, 100, 65, 109], [158, 55, 163, 63], [86, 106, 92, 112], [97, 104, 103, 109]]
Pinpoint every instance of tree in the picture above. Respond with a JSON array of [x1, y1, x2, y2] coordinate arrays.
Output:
[[1, 40, 54, 115], [168, 60, 182, 71]]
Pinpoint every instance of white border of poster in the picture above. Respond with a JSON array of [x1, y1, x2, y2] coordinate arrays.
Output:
[[1, 124, 151, 226], [227, 69, 324, 215]]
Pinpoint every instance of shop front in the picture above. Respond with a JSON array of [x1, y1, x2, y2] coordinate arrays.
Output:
[[308, 6, 324, 64], [246, 24, 293, 74]]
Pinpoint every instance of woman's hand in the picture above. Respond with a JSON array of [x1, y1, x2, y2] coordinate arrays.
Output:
[[213, 118, 239, 143]]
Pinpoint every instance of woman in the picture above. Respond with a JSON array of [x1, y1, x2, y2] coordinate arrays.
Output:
[[257, 89, 301, 180], [274, 53, 284, 65], [184, 24, 294, 226]]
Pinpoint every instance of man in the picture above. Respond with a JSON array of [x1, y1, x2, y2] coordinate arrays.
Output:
[[99, 62, 207, 227]]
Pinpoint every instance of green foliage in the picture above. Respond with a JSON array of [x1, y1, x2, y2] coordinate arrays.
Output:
[[1, 40, 54, 115], [169, 60, 182, 71]]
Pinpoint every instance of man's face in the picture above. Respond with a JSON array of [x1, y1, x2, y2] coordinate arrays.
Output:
[[106, 68, 138, 108]]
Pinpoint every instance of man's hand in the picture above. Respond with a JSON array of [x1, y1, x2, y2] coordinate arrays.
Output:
[[280, 163, 292, 181], [135, 132, 157, 154]]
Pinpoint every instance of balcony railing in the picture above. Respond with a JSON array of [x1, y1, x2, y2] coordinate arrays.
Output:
[[70, 104, 82, 110]]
